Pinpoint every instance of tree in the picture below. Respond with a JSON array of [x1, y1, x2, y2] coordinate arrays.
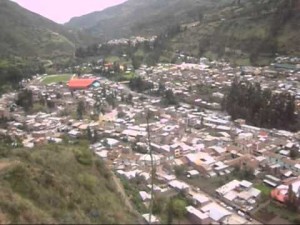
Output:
[[286, 184, 298, 211], [233, 164, 255, 181], [131, 55, 142, 70], [174, 165, 185, 177], [77, 101, 85, 120], [129, 77, 153, 93], [158, 82, 166, 95], [153, 196, 165, 215], [87, 127, 92, 141], [106, 94, 116, 108], [161, 89, 178, 106], [127, 93, 133, 104], [167, 197, 174, 224], [171, 198, 187, 224], [16, 89, 33, 112], [92, 130, 98, 143], [290, 148, 299, 160], [224, 79, 299, 131]]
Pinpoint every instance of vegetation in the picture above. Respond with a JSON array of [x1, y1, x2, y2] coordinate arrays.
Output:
[[0, 141, 136, 224], [161, 89, 179, 107], [129, 76, 154, 93], [152, 192, 188, 224], [285, 184, 300, 212], [170, 0, 299, 65], [254, 183, 272, 201], [0, 0, 95, 58], [118, 175, 147, 214], [16, 89, 33, 113], [66, 0, 225, 40], [232, 164, 255, 181], [290, 148, 300, 160], [0, 58, 45, 94], [76, 100, 85, 120], [75, 24, 181, 68], [223, 78, 299, 131]]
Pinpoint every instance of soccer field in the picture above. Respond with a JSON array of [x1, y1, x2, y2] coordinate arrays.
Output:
[[41, 74, 73, 84]]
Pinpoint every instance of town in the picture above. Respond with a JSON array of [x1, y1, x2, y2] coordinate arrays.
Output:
[[0, 53, 300, 225]]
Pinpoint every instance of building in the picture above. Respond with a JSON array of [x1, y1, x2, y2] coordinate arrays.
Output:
[[216, 179, 261, 212], [67, 78, 100, 90], [186, 206, 210, 224], [142, 214, 160, 224], [271, 177, 300, 203]]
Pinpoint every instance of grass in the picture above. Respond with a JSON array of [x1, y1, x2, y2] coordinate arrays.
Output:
[[123, 72, 136, 80], [41, 74, 72, 85], [267, 201, 300, 223], [106, 56, 121, 63], [0, 141, 136, 224], [254, 183, 272, 197]]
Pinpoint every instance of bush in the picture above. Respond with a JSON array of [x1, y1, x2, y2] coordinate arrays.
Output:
[[77, 173, 97, 193], [73, 149, 92, 166]]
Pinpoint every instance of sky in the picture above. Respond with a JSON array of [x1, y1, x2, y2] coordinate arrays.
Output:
[[11, 0, 127, 24]]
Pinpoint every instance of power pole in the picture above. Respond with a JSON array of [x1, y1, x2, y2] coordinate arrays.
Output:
[[146, 109, 154, 224]]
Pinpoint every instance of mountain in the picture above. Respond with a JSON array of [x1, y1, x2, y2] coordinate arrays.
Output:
[[0, 141, 138, 224], [0, 0, 96, 58], [66, 0, 231, 40], [67, 0, 299, 65], [167, 0, 300, 65]]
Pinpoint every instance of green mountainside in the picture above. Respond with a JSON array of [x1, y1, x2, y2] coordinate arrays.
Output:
[[66, 0, 231, 40], [67, 0, 300, 65], [0, 0, 96, 58], [168, 0, 300, 65], [0, 141, 137, 224]]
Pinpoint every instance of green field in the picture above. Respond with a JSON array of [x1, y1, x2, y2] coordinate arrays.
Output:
[[41, 74, 72, 84]]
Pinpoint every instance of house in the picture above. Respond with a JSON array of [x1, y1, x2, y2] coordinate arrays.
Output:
[[271, 178, 300, 203], [168, 180, 190, 192], [139, 191, 151, 202], [190, 193, 210, 207], [142, 214, 160, 224], [186, 206, 210, 224], [67, 78, 100, 90], [201, 202, 231, 223], [187, 170, 200, 178], [216, 179, 261, 211], [185, 152, 216, 175], [68, 129, 81, 138]]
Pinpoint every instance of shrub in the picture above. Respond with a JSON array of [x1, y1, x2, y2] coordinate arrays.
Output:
[[73, 149, 92, 166]]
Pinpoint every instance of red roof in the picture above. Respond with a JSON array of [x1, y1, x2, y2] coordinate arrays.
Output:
[[67, 79, 97, 89]]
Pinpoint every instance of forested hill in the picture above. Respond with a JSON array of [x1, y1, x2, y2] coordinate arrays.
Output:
[[68, 0, 300, 66], [65, 0, 231, 40], [0, 0, 96, 58], [169, 0, 300, 65]]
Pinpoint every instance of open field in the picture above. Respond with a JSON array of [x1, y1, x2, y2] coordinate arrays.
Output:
[[41, 74, 73, 84]]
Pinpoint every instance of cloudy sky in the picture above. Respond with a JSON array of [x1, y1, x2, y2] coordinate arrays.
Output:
[[11, 0, 127, 24]]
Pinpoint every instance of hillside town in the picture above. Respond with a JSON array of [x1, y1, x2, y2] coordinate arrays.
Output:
[[1, 55, 300, 225]]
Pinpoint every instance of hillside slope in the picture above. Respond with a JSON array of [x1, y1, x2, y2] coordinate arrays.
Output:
[[0, 0, 96, 58], [167, 0, 300, 65], [0, 141, 137, 224], [67, 0, 299, 65], [66, 0, 231, 40]]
